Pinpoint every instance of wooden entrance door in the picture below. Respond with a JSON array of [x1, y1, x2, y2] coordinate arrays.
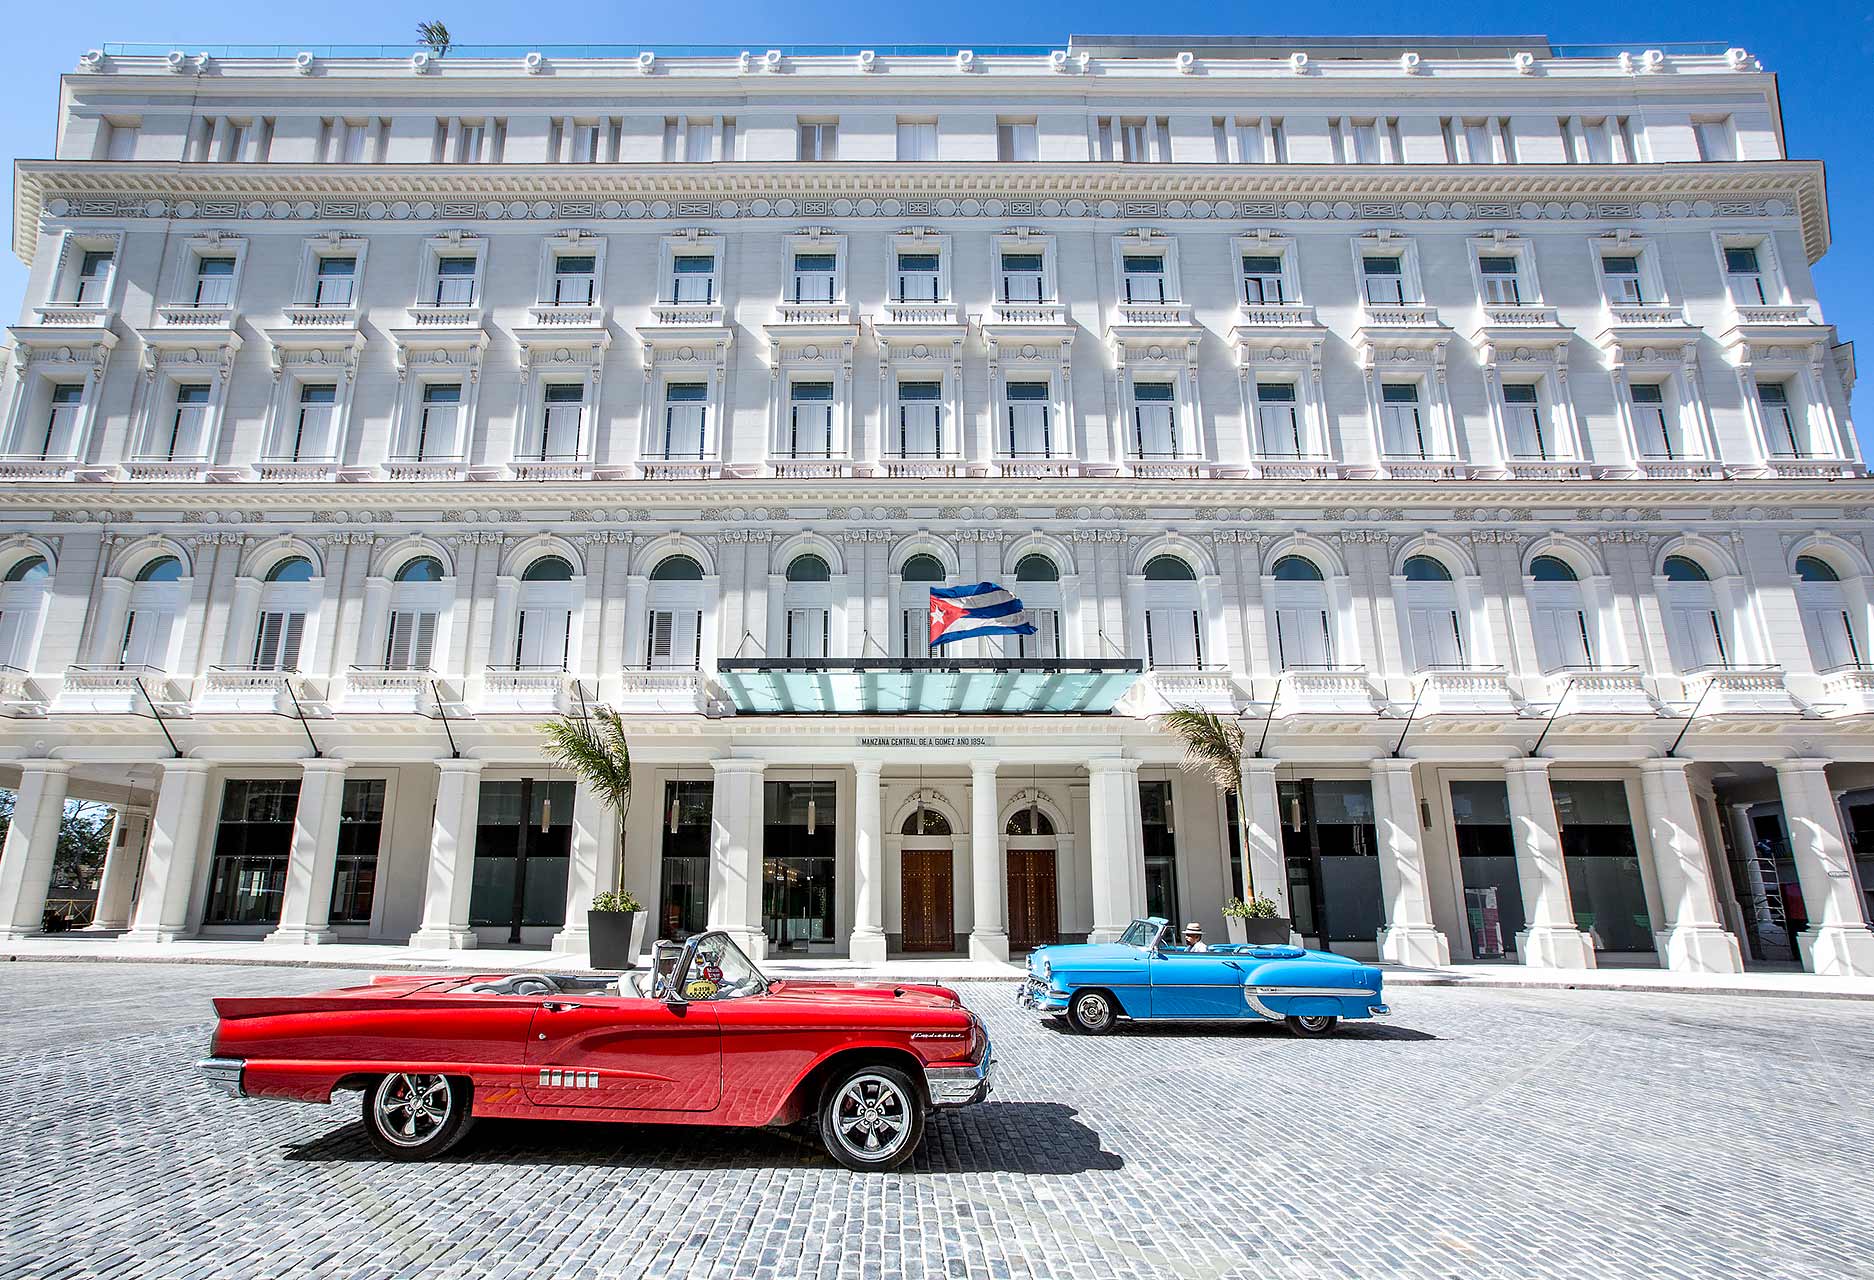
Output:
[[900, 851, 954, 951], [1006, 849, 1059, 951]]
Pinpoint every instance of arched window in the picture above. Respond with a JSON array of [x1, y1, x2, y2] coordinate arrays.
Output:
[[900, 554, 945, 582], [1529, 555, 1578, 583], [387, 556, 448, 670], [1662, 555, 1709, 584], [0, 555, 51, 669], [1141, 555, 1202, 668], [1142, 554, 1196, 581], [136, 556, 184, 583], [1013, 554, 1063, 658], [515, 556, 575, 669], [254, 556, 317, 670], [1400, 554, 1465, 668], [1794, 554, 1864, 669], [264, 556, 315, 583], [1015, 554, 1059, 582], [121, 556, 186, 669], [1271, 555, 1323, 582], [902, 809, 952, 837], [1006, 808, 1056, 837], [1660, 554, 1728, 669], [1527, 556, 1594, 671], [784, 555, 831, 658], [647, 555, 704, 669]]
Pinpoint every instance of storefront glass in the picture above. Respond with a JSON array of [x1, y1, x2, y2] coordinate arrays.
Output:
[[1280, 780, 1381, 948], [763, 780, 836, 951], [1554, 780, 1654, 953], [1450, 780, 1526, 960], [328, 778, 385, 925], [658, 779, 712, 940], [204, 779, 301, 925], [1140, 780, 1180, 922], [470, 779, 574, 941]]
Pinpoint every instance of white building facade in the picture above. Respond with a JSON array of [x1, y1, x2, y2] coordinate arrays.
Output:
[[1, 34, 1872, 975]]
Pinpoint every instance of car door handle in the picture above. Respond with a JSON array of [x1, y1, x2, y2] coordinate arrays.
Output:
[[541, 1001, 583, 1012]]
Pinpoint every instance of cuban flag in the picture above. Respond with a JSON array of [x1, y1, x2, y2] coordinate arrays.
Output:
[[928, 582, 1037, 648]]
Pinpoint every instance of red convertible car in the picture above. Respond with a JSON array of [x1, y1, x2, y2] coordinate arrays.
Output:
[[199, 930, 991, 1170]]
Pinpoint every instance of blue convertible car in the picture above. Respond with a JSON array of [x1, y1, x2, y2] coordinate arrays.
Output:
[[1018, 917, 1389, 1036]]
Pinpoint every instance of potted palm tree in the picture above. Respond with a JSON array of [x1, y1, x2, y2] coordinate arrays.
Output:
[[1161, 707, 1292, 946], [540, 705, 645, 969]]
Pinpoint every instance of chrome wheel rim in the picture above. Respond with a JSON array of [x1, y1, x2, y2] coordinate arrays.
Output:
[[1075, 992, 1111, 1030], [373, 1073, 452, 1148], [1297, 1015, 1333, 1032], [831, 1074, 912, 1161]]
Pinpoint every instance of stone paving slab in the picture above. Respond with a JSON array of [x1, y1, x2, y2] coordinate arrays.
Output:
[[1, 961, 1871, 1279]]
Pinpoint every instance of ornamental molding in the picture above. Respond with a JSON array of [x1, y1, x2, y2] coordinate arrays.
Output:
[[17, 160, 1828, 265]]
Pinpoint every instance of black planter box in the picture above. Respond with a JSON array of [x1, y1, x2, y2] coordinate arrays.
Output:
[[588, 910, 642, 969], [1239, 916, 1293, 946]]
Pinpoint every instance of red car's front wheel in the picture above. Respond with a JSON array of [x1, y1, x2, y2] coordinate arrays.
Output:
[[818, 1064, 925, 1172], [363, 1072, 475, 1160]]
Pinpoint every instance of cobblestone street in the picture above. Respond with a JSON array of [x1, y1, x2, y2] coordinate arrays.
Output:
[[2, 961, 1871, 1279]]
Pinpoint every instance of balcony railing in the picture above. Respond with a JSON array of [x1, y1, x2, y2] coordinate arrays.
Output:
[[0, 454, 85, 482], [770, 456, 853, 479], [1763, 456, 1859, 479], [616, 667, 723, 715], [480, 666, 575, 714], [1503, 457, 1591, 481], [1271, 665, 1385, 717], [879, 456, 964, 479], [1633, 456, 1724, 481], [28, 305, 112, 329], [1254, 454, 1339, 481], [279, 304, 360, 329], [1235, 302, 1318, 329], [197, 666, 310, 714], [880, 300, 959, 325], [1479, 303, 1562, 328], [524, 302, 604, 328], [1380, 455, 1467, 481], [1360, 303, 1443, 328], [1817, 664, 1874, 718], [988, 300, 1066, 326], [1537, 666, 1657, 716], [403, 304, 484, 329], [1114, 301, 1195, 327], [1680, 664, 1801, 715], [1731, 304, 1816, 326], [638, 458, 721, 481], [647, 301, 726, 327], [509, 457, 592, 482], [253, 456, 339, 482], [339, 666, 435, 713], [1412, 665, 1521, 716], [1605, 303, 1689, 328], [772, 301, 852, 326], [1131, 668, 1242, 715], [153, 303, 236, 330], [997, 456, 1077, 479], [382, 455, 467, 482], [0, 666, 48, 715]]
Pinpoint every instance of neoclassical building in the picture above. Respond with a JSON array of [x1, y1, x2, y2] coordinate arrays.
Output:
[[0, 35, 1869, 976]]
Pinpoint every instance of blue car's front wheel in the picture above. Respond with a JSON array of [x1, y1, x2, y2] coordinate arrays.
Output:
[[1285, 1014, 1339, 1038], [1067, 990, 1116, 1035]]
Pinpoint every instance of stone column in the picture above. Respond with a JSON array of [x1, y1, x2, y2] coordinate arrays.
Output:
[[87, 804, 149, 931], [0, 762, 73, 939], [1773, 759, 1874, 976], [1502, 758, 1596, 969], [1637, 759, 1744, 973], [968, 761, 1008, 962], [266, 758, 350, 946], [1238, 758, 1289, 915], [123, 759, 215, 943], [552, 780, 621, 955], [410, 758, 484, 950], [1087, 758, 1145, 942], [1370, 759, 1452, 967], [849, 761, 887, 964], [707, 759, 767, 960]]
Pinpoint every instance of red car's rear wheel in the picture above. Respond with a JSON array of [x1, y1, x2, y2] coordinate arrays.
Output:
[[818, 1064, 924, 1172], [363, 1072, 475, 1160]]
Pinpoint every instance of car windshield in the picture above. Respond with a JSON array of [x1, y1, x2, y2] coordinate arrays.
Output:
[[1117, 919, 1164, 949], [668, 931, 769, 1001]]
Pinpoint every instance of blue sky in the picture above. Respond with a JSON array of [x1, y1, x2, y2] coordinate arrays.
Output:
[[4, 1, 1869, 448]]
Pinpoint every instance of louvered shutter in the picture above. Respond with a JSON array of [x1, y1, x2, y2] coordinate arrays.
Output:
[[121, 610, 176, 668]]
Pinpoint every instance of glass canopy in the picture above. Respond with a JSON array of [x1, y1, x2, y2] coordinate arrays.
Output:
[[715, 659, 1143, 715]]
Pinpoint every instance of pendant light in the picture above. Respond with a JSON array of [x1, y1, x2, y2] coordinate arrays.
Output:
[[540, 790, 552, 833], [1164, 765, 1175, 835], [806, 762, 818, 836], [1029, 760, 1041, 836], [915, 760, 927, 835], [668, 769, 681, 835]]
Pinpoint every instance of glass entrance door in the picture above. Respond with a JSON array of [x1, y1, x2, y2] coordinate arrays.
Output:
[[1277, 780, 1382, 952], [657, 779, 712, 941], [763, 780, 836, 952], [1450, 780, 1527, 960], [469, 778, 574, 944], [1140, 780, 1180, 922], [1553, 781, 1653, 955]]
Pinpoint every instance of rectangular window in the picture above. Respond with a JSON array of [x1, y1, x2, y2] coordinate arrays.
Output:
[[104, 122, 139, 161], [662, 382, 709, 459], [120, 606, 176, 669], [38, 384, 84, 458], [385, 610, 438, 671], [328, 779, 386, 925], [670, 254, 717, 304], [998, 251, 1046, 303], [1119, 118, 1149, 162], [1462, 119, 1494, 163], [1131, 381, 1178, 458], [896, 119, 937, 161], [1757, 382, 1801, 456], [164, 383, 211, 460], [414, 383, 462, 460], [1241, 254, 1285, 305], [893, 252, 942, 302], [647, 609, 701, 670], [1478, 255, 1523, 304], [552, 254, 597, 305], [539, 384, 584, 459], [1582, 117, 1615, 164], [1017, 608, 1061, 660], [515, 604, 571, 671], [1602, 255, 1646, 304], [570, 120, 600, 163], [1122, 254, 1168, 303], [1361, 256, 1406, 304], [204, 779, 301, 926], [996, 119, 1037, 161], [1144, 608, 1203, 670], [434, 256, 477, 307], [787, 381, 835, 457], [1501, 383, 1550, 458], [1381, 383, 1427, 458], [289, 384, 337, 460], [1005, 380, 1053, 457], [1628, 383, 1678, 459], [1724, 246, 1768, 304], [684, 118, 714, 163], [798, 121, 837, 161], [193, 256, 236, 306], [74, 251, 114, 305], [1256, 382, 1303, 456], [252, 610, 307, 671], [340, 119, 371, 163], [895, 380, 944, 457], [312, 256, 356, 307], [790, 252, 838, 303], [1349, 119, 1381, 164], [1694, 116, 1737, 162], [785, 608, 830, 659]]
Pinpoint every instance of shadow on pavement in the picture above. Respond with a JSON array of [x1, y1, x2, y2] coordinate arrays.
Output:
[[284, 1100, 1122, 1174], [1040, 1018, 1439, 1042]]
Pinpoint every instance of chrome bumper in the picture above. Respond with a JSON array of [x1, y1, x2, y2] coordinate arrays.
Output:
[[1016, 977, 1067, 1017], [198, 1056, 245, 1098], [924, 1033, 992, 1107]]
